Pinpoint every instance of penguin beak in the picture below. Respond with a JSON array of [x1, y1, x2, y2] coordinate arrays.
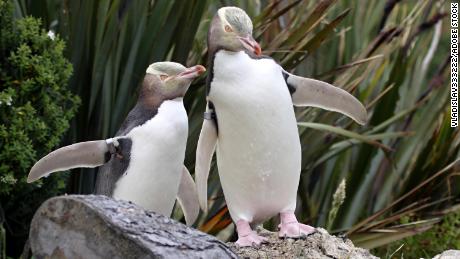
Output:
[[178, 65, 206, 79], [238, 35, 262, 56]]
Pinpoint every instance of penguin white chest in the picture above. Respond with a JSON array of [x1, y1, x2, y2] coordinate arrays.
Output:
[[113, 98, 188, 216], [210, 51, 301, 223]]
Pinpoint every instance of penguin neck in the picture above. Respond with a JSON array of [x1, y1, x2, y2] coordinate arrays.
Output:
[[139, 87, 184, 109], [205, 47, 219, 96], [205, 48, 243, 96], [206, 46, 262, 96]]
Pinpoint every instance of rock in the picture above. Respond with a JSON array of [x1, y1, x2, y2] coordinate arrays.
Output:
[[29, 195, 237, 259], [29, 194, 378, 258], [433, 250, 460, 259], [227, 227, 378, 259]]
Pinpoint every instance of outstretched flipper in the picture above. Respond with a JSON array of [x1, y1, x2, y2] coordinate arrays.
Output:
[[195, 105, 218, 212], [283, 71, 368, 125], [27, 138, 122, 183], [176, 166, 200, 226]]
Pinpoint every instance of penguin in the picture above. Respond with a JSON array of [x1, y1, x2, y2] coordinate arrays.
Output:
[[28, 62, 206, 226], [195, 7, 367, 246]]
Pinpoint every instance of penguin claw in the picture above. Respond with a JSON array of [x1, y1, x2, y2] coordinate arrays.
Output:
[[236, 232, 268, 247], [278, 222, 316, 238]]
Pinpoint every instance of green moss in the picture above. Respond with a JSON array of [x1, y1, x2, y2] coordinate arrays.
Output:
[[373, 210, 460, 258], [0, 0, 80, 256]]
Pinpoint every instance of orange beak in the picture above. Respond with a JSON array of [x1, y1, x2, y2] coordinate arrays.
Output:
[[238, 36, 262, 56], [178, 65, 206, 79]]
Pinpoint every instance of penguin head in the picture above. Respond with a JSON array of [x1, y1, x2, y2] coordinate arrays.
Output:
[[209, 7, 261, 56], [144, 62, 206, 99]]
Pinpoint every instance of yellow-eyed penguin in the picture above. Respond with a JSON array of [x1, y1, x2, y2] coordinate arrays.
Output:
[[28, 62, 206, 226], [195, 7, 367, 246]]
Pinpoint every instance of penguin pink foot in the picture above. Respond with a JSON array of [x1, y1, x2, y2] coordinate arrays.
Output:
[[278, 211, 316, 238], [235, 220, 268, 247]]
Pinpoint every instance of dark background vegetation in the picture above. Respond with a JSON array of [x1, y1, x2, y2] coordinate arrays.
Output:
[[0, 0, 458, 258]]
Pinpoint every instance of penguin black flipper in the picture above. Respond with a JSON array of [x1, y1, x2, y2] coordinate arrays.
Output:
[[195, 104, 218, 212], [27, 138, 127, 183], [282, 71, 368, 125], [176, 166, 200, 226]]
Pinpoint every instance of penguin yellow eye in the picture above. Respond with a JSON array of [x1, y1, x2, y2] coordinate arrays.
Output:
[[224, 25, 233, 33], [159, 75, 168, 81]]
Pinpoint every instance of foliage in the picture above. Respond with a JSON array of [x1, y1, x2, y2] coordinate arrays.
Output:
[[11, 0, 459, 257], [0, 0, 79, 256], [373, 206, 460, 258], [1, 223, 5, 259], [327, 178, 346, 231]]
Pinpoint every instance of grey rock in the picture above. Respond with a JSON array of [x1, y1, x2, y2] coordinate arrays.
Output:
[[227, 227, 379, 259], [29, 195, 237, 259], [433, 250, 460, 259]]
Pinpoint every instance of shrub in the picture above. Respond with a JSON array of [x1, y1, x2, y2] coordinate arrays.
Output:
[[0, 0, 80, 256]]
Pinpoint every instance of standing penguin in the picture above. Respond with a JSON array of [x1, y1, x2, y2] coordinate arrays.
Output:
[[195, 7, 367, 246], [28, 62, 206, 226]]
